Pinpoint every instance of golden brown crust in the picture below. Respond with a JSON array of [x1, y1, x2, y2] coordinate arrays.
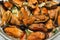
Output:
[[4, 26, 24, 38], [1, 11, 12, 25], [45, 19, 55, 29], [41, 7, 48, 15], [29, 24, 47, 32], [4, 2, 13, 9], [10, 15, 21, 25], [28, 0, 38, 5], [33, 7, 40, 16], [27, 32, 45, 40], [12, 0, 23, 7]]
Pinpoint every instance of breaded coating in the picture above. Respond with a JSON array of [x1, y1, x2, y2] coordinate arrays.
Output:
[[21, 7, 29, 19], [1, 11, 12, 25], [45, 19, 55, 29], [23, 16, 35, 25], [29, 23, 47, 32], [4, 26, 24, 38], [13, 0, 23, 7], [41, 7, 48, 15], [33, 7, 40, 16], [58, 15, 60, 26], [28, 0, 38, 5], [4, 2, 13, 9], [35, 15, 49, 22], [49, 10, 56, 19], [27, 32, 45, 40], [11, 15, 21, 25]]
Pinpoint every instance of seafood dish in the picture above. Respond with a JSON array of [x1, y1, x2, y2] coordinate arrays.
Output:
[[0, 0, 60, 40]]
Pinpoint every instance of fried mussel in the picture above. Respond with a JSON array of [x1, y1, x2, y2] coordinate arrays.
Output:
[[3, 26, 24, 38], [27, 32, 46, 40]]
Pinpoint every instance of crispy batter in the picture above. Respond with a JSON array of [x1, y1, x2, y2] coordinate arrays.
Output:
[[18, 12, 23, 21], [45, 19, 54, 29], [29, 23, 47, 32], [21, 7, 29, 19], [21, 7, 36, 25], [28, 0, 38, 5], [23, 16, 35, 25], [11, 15, 21, 25], [28, 16, 36, 24], [35, 15, 49, 22], [54, 7, 60, 24], [28, 0, 38, 8], [27, 32, 45, 40], [58, 7, 60, 26], [33, 7, 40, 16], [4, 2, 13, 9], [48, 10, 56, 19], [58, 15, 60, 26], [0, 5, 6, 15], [4, 26, 24, 38], [41, 7, 48, 15], [1, 11, 12, 25], [12, 0, 23, 7]]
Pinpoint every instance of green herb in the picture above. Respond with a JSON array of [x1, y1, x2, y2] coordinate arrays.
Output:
[[25, 29, 31, 36], [11, 6, 19, 15], [25, 29, 32, 40], [53, 29, 58, 34], [7, 23, 10, 25], [23, 2, 28, 6]]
